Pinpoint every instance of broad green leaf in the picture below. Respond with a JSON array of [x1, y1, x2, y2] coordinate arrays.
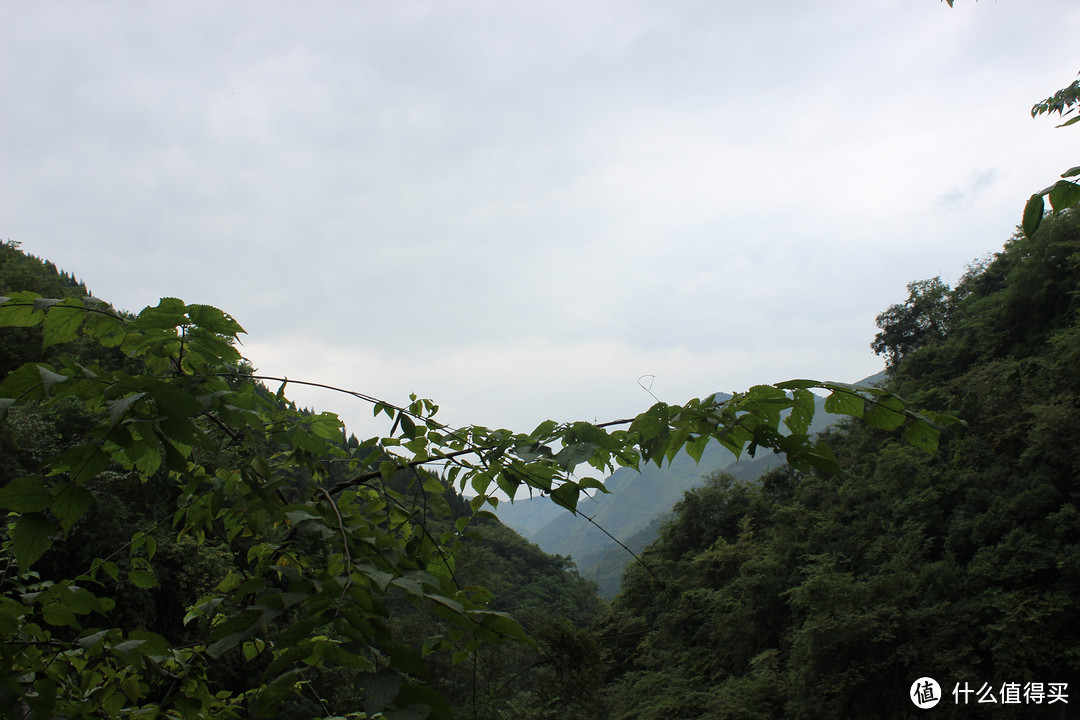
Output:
[[147, 380, 202, 418], [12, 512, 57, 568], [1023, 193, 1045, 237], [685, 434, 710, 463], [514, 442, 553, 462], [774, 379, 820, 390], [398, 413, 417, 439], [474, 610, 532, 644], [1048, 179, 1080, 214], [1062, 165, 1080, 178], [903, 419, 941, 453], [554, 442, 598, 471], [0, 477, 53, 512], [257, 669, 302, 717], [577, 476, 609, 493], [52, 444, 109, 485], [172, 695, 204, 720], [785, 388, 816, 435], [107, 392, 146, 425], [133, 297, 188, 329], [42, 302, 85, 348], [0, 292, 46, 327], [129, 557, 158, 589], [184, 303, 244, 335], [824, 390, 863, 418], [549, 482, 579, 513], [51, 481, 94, 532], [395, 683, 455, 720], [206, 609, 263, 658], [37, 365, 69, 394], [28, 679, 57, 720], [864, 394, 907, 431], [41, 601, 79, 628], [360, 670, 402, 715], [128, 629, 172, 657], [77, 629, 111, 650]]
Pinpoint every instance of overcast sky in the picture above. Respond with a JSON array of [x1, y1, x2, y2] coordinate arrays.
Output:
[[2, 1, 1077, 439]]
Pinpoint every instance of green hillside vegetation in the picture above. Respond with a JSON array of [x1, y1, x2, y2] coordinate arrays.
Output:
[[1, 238, 940, 718], [594, 210, 1080, 718], [0, 241, 601, 719]]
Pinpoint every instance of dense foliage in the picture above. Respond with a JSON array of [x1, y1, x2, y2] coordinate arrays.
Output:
[[595, 209, 1080, 718], [0, 239, 941, 718]]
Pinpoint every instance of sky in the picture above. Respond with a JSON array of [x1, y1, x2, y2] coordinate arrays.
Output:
[[2, 0, 1078, 440]]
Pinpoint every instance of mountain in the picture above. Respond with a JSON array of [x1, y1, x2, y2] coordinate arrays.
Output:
[[495, 385, 872, 598]]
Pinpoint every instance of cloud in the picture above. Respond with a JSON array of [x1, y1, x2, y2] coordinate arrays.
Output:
[[2, 0, 1079, 436]]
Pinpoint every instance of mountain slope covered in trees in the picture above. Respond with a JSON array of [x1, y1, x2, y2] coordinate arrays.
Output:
[[593, 211, 1080, 719], [0, 241, 604, 719]]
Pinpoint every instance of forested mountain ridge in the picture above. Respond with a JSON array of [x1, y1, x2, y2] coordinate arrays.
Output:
[[594, 211, 1080, 719], [0, 240, 604, 719]]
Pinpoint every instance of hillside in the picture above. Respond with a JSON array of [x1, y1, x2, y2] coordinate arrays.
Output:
[[593, 209, 1080, 719], [0, 240, 605, 719]]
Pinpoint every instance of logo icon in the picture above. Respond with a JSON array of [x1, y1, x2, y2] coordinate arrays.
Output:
[[911, 677, 942, 709]]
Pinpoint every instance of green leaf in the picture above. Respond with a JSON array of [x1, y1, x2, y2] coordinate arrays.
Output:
[[823, 390, 863, 418], [685, 435, 710, 463], [129, 557, 158, 589], [785, 387, 816, 435], [41, 601, 79, 628], [1023, 193, 1045, 237], [902, 418, 941, 453], [0, 292, 46, 327], [549, 482, 579, 513], [42, 302, 86, 348], [1062, 165, 1080, 178], [395, 683, 454, 720], [554, 442, 598, 471], [52, 444, 109, 485], [107, 392, 146, 425], [37, 365, 69, 394], [206, 609, 263, 658], [184, 303, 244, 335], [398, 413, 417, 439], [360, 670, 402, 715], [77, 629, 111, 650], [0, 477, 54, 512], [12, 512, 57, 568], [51, 481, 94, 532], [1048, 179, 1080, 214], [864, 394, 906, 431], [257, 669, 302, 716], [774, 379, 819, 390], [28, 679, 57, 720]]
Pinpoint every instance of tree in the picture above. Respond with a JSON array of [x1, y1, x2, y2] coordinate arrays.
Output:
[[870, 277, 952, 368], [0, 290, 951, 718]]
